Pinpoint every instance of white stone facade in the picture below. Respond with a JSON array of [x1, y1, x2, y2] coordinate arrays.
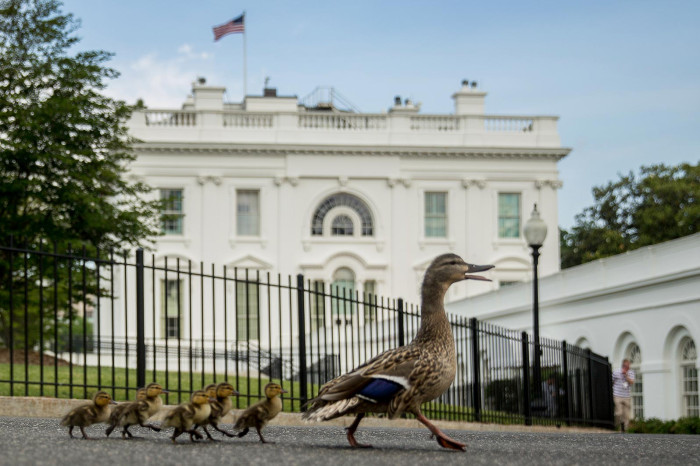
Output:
[[447, 234, 700, 421], [126, 80, 569, 306]]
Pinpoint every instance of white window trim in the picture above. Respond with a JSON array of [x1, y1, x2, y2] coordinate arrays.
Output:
[[159, 187, 187, 239], [496, 191, 523, 242], [418, 188, 454, 249], [230, 186, 267, 248]]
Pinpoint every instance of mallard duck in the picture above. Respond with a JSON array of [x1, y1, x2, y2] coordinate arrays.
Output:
[[196, 382, 240, 440], [162, 390, 213, 443], [61, 390, 116, 439], [105, 388, 147, 438], [234, 383, 287, 443], [302, 254, 493, 451]]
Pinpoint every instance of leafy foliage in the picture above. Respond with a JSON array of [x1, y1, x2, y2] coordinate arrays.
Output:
[[0, 0, 162, 348], [628, 417, 700, 434], [561, 162, 699, 268]]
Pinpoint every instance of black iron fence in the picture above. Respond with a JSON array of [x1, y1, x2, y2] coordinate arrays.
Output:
[[0, 242, 614, 428]]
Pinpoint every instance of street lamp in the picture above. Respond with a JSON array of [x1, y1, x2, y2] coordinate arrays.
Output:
[[524, 203, 547, 397]]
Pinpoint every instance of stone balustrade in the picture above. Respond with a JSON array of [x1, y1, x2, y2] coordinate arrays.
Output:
[[130, 109, 561, 148]]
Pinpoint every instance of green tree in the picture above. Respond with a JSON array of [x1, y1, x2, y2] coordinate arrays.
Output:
[[0, 0, 162, 348], [561, 162, 699, 268]]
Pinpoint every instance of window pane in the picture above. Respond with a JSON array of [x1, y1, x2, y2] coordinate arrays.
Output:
[[425, 192, 447, 238], [331, 268, 355, 318], [498, 193, 520, 238], [160, 189, 184, 235], [311, 193, 373, 236], [331, 215, 354, 236], [236, 280, 259, 340], [161, 279, 182, 338], [363, 280, 376, 323], [237, 190, 260, 236], [309, 280, 325, 330]]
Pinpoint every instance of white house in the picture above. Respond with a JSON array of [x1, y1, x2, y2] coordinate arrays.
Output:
[[126, 79, 568, 308], [447, 233, 700, 421], [93, 79, 571, 376]]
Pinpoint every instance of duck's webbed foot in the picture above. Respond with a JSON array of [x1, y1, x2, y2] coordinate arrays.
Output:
[[415, 411, 466, 452], [203, 426, 218, 441], [213, 424, 236, 437], [79, 426, 89, 439], [346, 413, 372, 448], [237, 427, 249, 438]]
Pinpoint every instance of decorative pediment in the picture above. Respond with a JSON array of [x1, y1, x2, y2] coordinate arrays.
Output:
[[226, 254, 273, 270]]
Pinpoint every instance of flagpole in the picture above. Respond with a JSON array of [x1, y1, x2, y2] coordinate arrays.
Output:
[[242, 10, 247, 99]]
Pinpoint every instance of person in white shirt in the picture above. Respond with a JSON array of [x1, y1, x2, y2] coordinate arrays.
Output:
[[612, 359, 635, 432]]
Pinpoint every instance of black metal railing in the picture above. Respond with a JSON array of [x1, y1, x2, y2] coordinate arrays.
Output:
[[0, 242, 614, 428]]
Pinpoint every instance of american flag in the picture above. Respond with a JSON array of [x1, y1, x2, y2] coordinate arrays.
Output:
[[213, 14, 245, 41]]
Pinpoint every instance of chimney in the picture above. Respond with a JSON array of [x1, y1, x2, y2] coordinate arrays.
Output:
[[452, 79, 487, 115], [191, 78, 225, 111]]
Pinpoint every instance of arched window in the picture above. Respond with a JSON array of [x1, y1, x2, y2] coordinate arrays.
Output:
[[626, 343, 643, 419], [311, 193, 373, 236], [680, 338, 698, 417], [331, 214, 354, 236], [331, 267, 355, 322]]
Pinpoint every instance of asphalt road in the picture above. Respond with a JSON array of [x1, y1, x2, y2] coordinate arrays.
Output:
[[0, 417, 698, 466]]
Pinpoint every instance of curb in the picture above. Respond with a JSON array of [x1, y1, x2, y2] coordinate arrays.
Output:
[[0, 396, 608, 433]]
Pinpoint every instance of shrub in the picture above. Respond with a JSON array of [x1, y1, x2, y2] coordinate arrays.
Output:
[[628, 417, 700, 434]]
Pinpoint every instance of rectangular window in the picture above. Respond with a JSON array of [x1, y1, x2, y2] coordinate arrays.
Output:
[[631, 372, 644, 419], [363, 280, 377, 323], [498, 193, 521, 238], [309, 280, 325, 330], [424, 192, 447, 238], [236, 280, 259, 341], [161, 279, 183, 339], [683, 365, 699, 417], [237, 190, 260, 236], [160, 189, 184, 235]]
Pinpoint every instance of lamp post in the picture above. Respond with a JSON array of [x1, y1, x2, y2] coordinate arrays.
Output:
[[524, 203, 547, 397]]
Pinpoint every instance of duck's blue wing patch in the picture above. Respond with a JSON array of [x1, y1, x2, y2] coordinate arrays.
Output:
[[356, 378, 404, 403]]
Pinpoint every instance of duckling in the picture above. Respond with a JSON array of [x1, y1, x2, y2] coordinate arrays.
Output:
[[162, 390, 212, 443], [234, 382, 287, 443], [61, 390, 116, 439], [105, 388, 147, 437], [302, 254, 493, 451], [142, 382, 168, 418], [196, 382, 240, 440]]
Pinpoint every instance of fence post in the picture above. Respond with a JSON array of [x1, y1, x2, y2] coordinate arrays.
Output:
[[136, 248, 146, 390], [586, 348, 595, 424], [522, 332, 532, 426], [296, 274, 308, 410], [397, 298, 405, 347], [470, 317, 481, 422], [561, 340, 571, 426], [605, 356, 614, 428]]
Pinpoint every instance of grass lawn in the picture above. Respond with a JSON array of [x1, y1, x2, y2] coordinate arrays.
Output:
[[1, 363, 542, 425], [0, 362, 311, 411]]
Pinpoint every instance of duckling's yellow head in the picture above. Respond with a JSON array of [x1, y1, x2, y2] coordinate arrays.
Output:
[[145, 382, 167, 397], [190, 390, 210, 406], [264, 383, 287, 399], [93, 391, 113, 407], [136, 388, 147, 401], [216, 382, 239, 398], [204, 383, 217, 398]]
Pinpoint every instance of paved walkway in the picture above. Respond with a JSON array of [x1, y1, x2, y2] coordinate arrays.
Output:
[[1, 417, 698, 465]]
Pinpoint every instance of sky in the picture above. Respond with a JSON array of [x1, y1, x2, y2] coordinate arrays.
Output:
[[60, 0, 699, 229]]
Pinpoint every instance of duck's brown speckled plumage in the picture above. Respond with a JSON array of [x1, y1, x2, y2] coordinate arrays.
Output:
[[234, 383, 287, 443], [163, 390, 212, 443], [302, 254, 493, 451], [61, 391, 115, 439], [196, 382, 239, 440]]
